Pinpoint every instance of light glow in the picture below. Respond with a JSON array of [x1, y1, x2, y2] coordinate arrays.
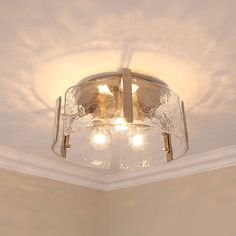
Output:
[[120, 81, 139, 94], [129, 131, 149, 152], [89, 129, 110, 150], [132, 134, 144, 146], [97, 84, 113, 95], [131, 84, 139, 93], [114, 117, 129, 131]]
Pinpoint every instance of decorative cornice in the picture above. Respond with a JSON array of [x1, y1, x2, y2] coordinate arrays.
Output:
[[0, 145, 236, 191], [0, 146, 107, 190], [106, 145, 236, 190]]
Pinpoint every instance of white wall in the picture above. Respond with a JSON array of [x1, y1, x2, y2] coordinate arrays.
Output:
[[1, 166, 236, 236], [108, 166, 236, 236], [0, 168, 108, 236]]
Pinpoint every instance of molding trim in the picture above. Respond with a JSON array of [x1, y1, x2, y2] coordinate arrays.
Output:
[[0, 146, 107, 190], [106, 145, 236, 190], [0, 145, 236, 191]]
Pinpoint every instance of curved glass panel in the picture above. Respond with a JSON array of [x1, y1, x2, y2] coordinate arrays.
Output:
[[52, 72, 188, 172]]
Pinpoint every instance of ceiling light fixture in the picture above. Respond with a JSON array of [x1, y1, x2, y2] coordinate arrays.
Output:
[[52, 68, 188, 171]]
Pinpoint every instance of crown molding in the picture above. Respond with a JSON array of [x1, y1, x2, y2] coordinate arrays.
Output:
[[106, 145, 236, 190], [0, 145, 236, 191], [0, 146, 107, 190]]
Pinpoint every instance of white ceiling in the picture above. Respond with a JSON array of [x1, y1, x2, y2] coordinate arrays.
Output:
[[0, 0, 236, 186]]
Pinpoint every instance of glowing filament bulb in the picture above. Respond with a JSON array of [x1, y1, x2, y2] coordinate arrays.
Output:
[[114, 117, 129, 131], [129, 130, 149, 152], [90, 129, 110, 150]]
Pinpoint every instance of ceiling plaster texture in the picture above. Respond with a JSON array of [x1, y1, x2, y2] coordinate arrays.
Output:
[[0, 0, 236, 175]]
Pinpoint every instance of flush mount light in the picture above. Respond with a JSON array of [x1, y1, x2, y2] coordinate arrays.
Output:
[[52, 68, 188, 172]]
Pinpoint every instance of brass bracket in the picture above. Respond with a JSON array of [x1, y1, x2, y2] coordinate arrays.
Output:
[[122, 68, 133, 123], [162, 132, 173, 162], [51, 96, 62, 155], [60, 135, 71, 158]]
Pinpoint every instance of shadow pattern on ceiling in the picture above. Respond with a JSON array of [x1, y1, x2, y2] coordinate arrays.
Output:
[[0, 0, 236, 160]]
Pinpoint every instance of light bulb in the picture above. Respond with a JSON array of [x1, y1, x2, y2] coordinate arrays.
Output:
[[89, 128, 110, 150], [114, 117, 129, 131], [113, 117, 130, 138], [128, 130, 149, 152]]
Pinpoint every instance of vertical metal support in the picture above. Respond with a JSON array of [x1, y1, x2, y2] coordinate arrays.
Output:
[[54, 96, 61, 142], [181, 101, 189, 150], [60, 90, 71, 158], [51, 96, 61, 155], [122, 68, 133, 123], [60, 135, 71, 158], [162, 132, 173, 162]]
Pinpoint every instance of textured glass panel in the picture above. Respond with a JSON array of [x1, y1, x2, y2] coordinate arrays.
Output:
[[132, 76, 185, 139], [64, 75, 123, 135], [53, 72, 187, 172]]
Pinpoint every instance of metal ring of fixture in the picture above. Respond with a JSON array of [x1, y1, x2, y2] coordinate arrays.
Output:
[[52, 68, 188, 172]]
